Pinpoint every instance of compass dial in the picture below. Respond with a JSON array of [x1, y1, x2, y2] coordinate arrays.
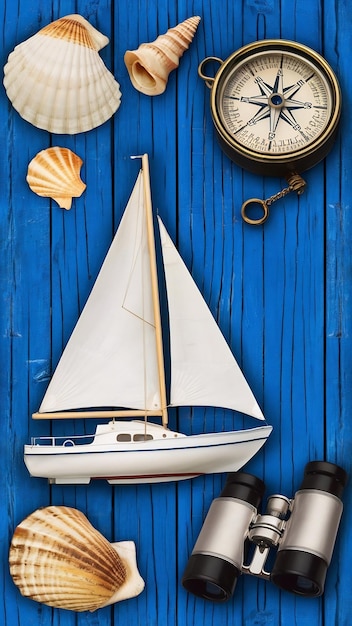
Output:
[[219, 51, 331, 155], [201, 40, 341, 176]]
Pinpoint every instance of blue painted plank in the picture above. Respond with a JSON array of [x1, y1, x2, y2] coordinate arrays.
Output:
[[324, 0, 352, 624], [0, 2, 53, 625]]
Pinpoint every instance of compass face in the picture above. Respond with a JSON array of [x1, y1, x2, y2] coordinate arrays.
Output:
[[205, 41, 341, 175], [218, 51, 332, 156]]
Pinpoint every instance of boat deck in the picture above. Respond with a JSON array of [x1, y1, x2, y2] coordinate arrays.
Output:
[[1, 1, 351, 625]]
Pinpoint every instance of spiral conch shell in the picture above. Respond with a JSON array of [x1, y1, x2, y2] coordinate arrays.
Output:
[[27, 147, 86, 209], [124, 16, 201, 96], [3, 15, 121, 134], [9, 506, 145, 612]]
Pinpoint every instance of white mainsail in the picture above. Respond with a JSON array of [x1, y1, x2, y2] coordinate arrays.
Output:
[[158, 218, 264, 420], [39, 171, 161, 413]]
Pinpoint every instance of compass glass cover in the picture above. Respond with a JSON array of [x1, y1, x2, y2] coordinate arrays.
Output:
[[217, 50, 334, 156]]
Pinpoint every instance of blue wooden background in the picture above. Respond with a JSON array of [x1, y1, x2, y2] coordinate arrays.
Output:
[[1, 0, 351, 624]]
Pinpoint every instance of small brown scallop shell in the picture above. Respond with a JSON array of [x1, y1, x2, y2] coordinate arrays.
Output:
[[9, 506, 145, 612], [3, 14, 121, 134], [26, 147, 86, 209], [124, 16, 201, 95]]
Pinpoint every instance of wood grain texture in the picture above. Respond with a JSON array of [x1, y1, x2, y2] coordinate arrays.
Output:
[[1, 0, 351, 624]]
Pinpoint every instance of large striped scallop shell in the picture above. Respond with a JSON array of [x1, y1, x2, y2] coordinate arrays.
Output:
[[124, 16, 201, 96], [9, 506, 145, 612], [27, 147, 86, 209], [3, 15, 121, 134]]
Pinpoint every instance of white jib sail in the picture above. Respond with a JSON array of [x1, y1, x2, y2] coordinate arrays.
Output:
[[158, 217, 264, 420], [39, 171, 161, 413]]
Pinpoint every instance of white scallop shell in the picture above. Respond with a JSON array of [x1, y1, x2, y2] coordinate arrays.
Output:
[[3, 14, 122, 134], [27, 147, 86, 209], [9, 506, 145, 612], [124, 16, 201, 95]]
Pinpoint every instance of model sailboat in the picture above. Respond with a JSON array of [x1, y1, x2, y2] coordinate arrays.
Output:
[[24, 154, 272, 484]]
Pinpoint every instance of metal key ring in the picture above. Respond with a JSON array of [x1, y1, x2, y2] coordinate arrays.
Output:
[[241, 198, 269, 225], [198, 56, 223, 89]]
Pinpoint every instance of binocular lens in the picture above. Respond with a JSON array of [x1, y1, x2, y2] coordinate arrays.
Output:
[[197, 581, 226, 601], [278, 574, 319, 595], [293, 577, 319, 594], [271, 550, 327, 596], [182, 472, 265, 601], [182, 553, 241, 601]]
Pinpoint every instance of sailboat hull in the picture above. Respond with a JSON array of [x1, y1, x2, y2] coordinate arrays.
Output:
[[24, 421, 272, 485]]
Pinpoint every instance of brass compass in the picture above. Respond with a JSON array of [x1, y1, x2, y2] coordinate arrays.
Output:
[[199, 40, 341, 224]]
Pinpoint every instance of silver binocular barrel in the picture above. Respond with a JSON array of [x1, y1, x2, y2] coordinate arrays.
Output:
[[182, 461, 347, 601]]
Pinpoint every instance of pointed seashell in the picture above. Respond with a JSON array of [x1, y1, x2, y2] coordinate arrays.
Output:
[[9, 506, 145, 612], [124, 16, 201, 96], [3, 15, 122, 134], [27, 147, 86, 209]]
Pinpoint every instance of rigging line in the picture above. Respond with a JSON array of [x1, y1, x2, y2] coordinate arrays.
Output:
[[121, 306, 156, 328], [121, 184, 156, 330], [121, 171, 146, 312]]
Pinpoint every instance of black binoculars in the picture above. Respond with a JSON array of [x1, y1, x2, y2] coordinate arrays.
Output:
[[182, 461, 347, 601]]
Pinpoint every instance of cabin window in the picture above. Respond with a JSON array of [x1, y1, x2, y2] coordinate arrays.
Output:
[[133, 434, 153, 441], [116, 434, 131, 442]]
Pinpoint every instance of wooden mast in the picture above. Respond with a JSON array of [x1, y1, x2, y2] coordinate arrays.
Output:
[[141, 153, 169, 428]]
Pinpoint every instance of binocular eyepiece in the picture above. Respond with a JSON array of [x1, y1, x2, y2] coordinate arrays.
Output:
[[182, 461, 347, 601]]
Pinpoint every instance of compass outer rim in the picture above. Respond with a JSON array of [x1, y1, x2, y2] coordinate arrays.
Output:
[[205, 39, 341, 177]]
